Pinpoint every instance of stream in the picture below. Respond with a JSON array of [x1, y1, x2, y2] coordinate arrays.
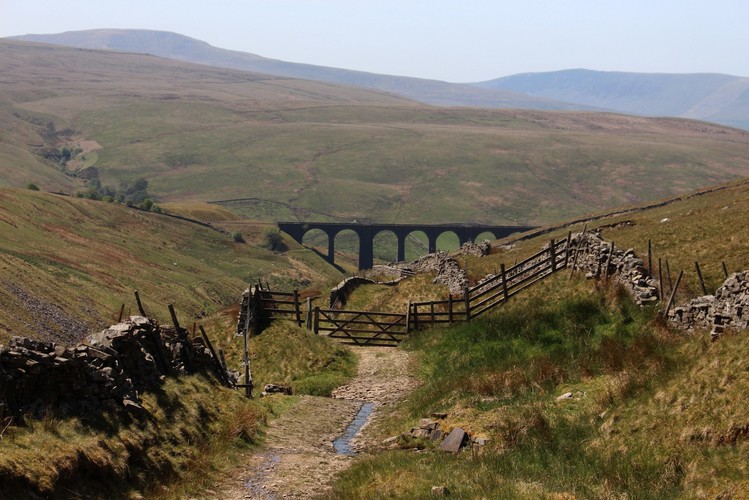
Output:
[[333, 401, 374, 456]]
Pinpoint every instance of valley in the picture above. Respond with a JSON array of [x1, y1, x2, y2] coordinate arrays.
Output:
[[0, 35, 748, 499]]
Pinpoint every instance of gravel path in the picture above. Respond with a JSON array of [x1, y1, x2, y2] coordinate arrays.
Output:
[[213, 346, 418, 499]]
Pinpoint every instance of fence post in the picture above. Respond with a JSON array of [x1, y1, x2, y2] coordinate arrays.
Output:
[[500, 263, 509, 303], [199, 325, 231, 387], [305, 297, 312, 330], [664, 270, 684, 318], [694, 262, 708, 295], [448, 296, 453, 323], [563, 231, 572, 268], [430, 301, 435, 323], [549, 239, 556, 273], [134, 290, 147, 317], [293, 289, 301, 327], [722, 261, 729, 279], [658, 258, 664, 300], [413, 303, 419, 330], [665, 259, 674, 298], [313, 306, 320, 335], [464, 287, 471, 321]]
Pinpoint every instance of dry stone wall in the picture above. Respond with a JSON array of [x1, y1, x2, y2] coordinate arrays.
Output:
[[668, 271, 749, 335], [569, 231, 660, 305], [0, 316, 228, 422]]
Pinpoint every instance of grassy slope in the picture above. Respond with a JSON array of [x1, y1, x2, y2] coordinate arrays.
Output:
[[332, 182, 749, 499], [0, 188, 341, 343], [4, 40, 749, 226]]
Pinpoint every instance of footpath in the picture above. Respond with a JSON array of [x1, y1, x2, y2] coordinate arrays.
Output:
[[213, 347, 417, 499]]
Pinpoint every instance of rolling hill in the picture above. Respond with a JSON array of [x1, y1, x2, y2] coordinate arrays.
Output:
[[0, 187, 339, 343], [3, 39, 749, 227], [10, 30, 749, 130], [8, 29, 595, 111], [476, 68, 749, 130]]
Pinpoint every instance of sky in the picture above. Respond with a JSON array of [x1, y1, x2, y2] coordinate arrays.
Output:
[[1, 0, 747, 82]]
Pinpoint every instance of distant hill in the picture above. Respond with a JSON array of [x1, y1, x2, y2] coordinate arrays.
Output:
[[476, 69, 749, 130], [11, 30, 749, 130], [9, 29, 591, 111], [4, 39, 749, 227]]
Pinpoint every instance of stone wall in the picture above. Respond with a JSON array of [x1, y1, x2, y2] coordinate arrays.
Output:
[[0, 316, 229, 422], [569, 231, 660, 305], [668, 271, 749, 335]]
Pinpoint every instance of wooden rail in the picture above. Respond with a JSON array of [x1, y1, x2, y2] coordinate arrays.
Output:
[[254, 237, 573, 346], [257, 289, 302, 326]]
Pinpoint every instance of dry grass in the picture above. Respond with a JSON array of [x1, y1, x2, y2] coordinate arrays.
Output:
[[0, 375, 264, 498]]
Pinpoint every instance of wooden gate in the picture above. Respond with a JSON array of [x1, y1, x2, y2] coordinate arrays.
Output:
[[312, 308, 408, 347]]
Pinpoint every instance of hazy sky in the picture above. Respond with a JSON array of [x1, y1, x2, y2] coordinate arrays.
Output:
[[1, 0, 747, 82]]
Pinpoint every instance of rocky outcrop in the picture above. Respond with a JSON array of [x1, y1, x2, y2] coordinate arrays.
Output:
[[668, 272, 749, 335], [0, 316, 231, 422]]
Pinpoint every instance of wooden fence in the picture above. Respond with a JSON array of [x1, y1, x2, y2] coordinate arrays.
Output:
[[255, 236, 572, 346], [256, 288, 303, 327], [410, 237, 569, 327]]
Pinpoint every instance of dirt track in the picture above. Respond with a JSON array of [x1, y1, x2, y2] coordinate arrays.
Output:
[[213, 347, 417, 499]]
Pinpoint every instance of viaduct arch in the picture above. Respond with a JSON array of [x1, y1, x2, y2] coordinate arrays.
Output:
[[277, 222, 538, 270]]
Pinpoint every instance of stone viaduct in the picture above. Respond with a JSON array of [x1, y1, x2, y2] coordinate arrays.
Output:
[[277, 222, 537, 269]]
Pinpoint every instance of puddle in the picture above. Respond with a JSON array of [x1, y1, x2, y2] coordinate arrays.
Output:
[[333, 401, 374, 456]]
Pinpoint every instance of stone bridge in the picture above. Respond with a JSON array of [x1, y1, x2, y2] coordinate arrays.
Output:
[[277, 222, 537, 269]]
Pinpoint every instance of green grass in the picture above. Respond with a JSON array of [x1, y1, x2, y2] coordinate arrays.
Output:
[[329, 280, 690, 498], [248, 321, 357, 397]]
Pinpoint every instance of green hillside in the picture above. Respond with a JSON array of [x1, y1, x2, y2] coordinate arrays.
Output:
[[4, 40, 749, 227], [0, 188, 339, 343]]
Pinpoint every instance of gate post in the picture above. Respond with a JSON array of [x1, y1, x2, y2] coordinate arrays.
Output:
[[405, 301, 411, 334], [313, 306, 320, 335]]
